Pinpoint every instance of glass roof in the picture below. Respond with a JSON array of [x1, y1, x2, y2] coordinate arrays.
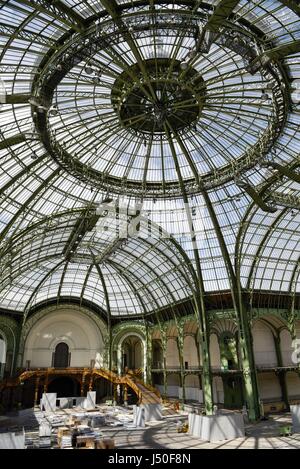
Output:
[[0, 0, 299, 318]]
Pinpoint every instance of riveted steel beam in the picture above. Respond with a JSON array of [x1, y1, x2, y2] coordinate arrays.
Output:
[[0, 168, 60, 244], [246, 208, 289, 291], [0, 153, 49, 197], [247, 39, 300, 74], [108, 259, 153, 317], [235, 180, 278, 213], [0, 134, 27, 150], [164, 124, 214, 415], [202, 189, 261, 421], [5, 94, 31, 105], [206, 0, 240, 33], [261, 161, 300, 185], [22, 260, 66, 322], [0, 23, 55, 47], [93, 262, 113, 371], [270, 191, 300, 209], [16, 0, 85, 32]]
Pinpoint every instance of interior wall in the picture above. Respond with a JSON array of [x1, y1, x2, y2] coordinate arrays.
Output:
[[213, 376, 224, 404], [165, 338, 179, 367], [286, 372, 300, 399], [0, 338, 6, 364], [183, 336, 199, 367], [280, 329, 293, 366], [0, 337, 6, 378], [210, 334, 221, 368], [252, 321, 277, 367], [23, 308, 105, 368], [165, 374, 180, 397], [257, 372, 282, 401]]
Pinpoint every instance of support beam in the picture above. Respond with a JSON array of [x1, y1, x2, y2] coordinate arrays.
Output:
[[100, 0, 158, 103], [94, 263, 113, 372], [0, 134, 26, 150], [261, 161, 300, 185], [0, 153, 49, 197], [235, 179, 278, 213], [5, 94, 31, 105], [206, 0, 240, 33], [63, 208, 99, 259], [246, 209, 289, 291], [196, 0, 240, 53], [280, 0, 300, 16], [165, 125, 214, 415], [247, 39, 300, 74], [0, 23, 55, 47], [202, 190, 261, 421], [270, 191, 300, 210], [0, 168, 60, 244], [17, 0, 85, 32], [175, 319, 186, 403]]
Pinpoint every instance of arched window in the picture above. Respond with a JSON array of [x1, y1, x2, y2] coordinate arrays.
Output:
[[53, 343, 70, 368]]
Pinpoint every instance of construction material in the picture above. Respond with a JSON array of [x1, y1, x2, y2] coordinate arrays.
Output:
[[140, 404, 163, 422], [40, 393, 57, 412], [188, 411, 245, 442], [84, 391, 96, 410], [291, 405, 300, 433], [39, 420, 52, 437], [0, 429, 25, 449]]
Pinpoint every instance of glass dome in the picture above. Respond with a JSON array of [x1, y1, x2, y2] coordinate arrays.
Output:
[[0, 0, 299, 319]]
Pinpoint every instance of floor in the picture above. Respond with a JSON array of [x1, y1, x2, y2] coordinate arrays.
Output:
[[1, 407, 300, 449], [103, 414, 300, 449]]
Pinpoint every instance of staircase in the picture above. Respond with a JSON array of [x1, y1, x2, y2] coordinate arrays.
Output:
[[0, 368, 162, 406], [132, 380, 161, 405], [124, 375, 161, 404]]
